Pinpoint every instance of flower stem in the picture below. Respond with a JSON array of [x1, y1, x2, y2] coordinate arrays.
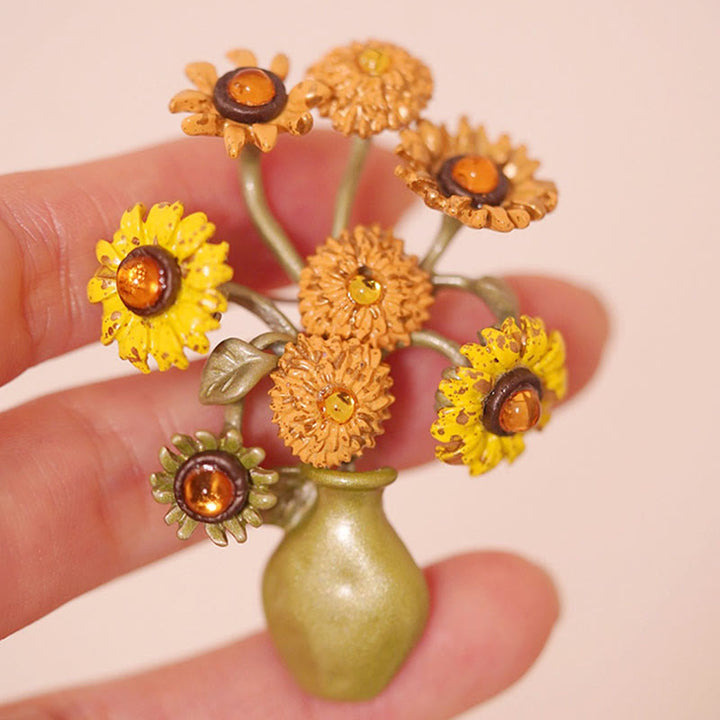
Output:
[[410, 329, 468, 367], [221, 282, 298, 336], [238, 146, 304, 282], [432, 274, 519, 323], [223, 401, 244, 436], [420, 214, 463, 272], [331, 136, 372, 237]]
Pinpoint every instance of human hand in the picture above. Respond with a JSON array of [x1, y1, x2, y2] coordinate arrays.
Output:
[[0, 133, 607, 718]]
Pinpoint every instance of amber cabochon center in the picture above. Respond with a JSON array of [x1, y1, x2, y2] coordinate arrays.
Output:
[[227, 68, 277, 106], [499, 387, 541, 434], [451, 155, 500, 194], [357, 48, 392, 76]]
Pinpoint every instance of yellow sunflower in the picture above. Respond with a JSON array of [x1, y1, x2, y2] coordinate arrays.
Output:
[[395, 118, 558, 231], [151, 428, 278, 546], [431, 315, 567, 475], [298, 225, 433, 351], [307, 40, 433, 138], [169, 49, 329, 157], [269, 334, 394, 467], [87, 201, 232, 373]]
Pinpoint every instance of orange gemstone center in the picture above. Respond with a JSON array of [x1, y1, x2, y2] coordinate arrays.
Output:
[[498, 388, 541, 434], [227, 68, 276, 106], [116, 254, 165, 312], [348, 274, 383, 305], [320, 388, 357, 424], [182, 465, 236, 519], [451, 156, 500, 194], [357, 48, 392, 76]]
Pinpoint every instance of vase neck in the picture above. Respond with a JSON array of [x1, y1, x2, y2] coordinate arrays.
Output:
[[301, 465, 397, 490]]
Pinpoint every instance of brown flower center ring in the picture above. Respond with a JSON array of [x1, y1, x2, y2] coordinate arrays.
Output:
[[174, 450, 249, 523], [437, 154, 509, 207], [213, 67, 288, 125], [483, 367, 543, 436], [116, 245, 181, 317], [319, 387, 357, 424]]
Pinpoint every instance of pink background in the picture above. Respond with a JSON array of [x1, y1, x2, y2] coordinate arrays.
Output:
[[1, 0, 718, 717]]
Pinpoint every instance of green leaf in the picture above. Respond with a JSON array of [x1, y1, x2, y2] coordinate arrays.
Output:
[[199, 338, 278, 405]]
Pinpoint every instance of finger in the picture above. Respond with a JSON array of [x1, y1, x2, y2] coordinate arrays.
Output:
[[0, 276, 604, 637], [0, 133, 411, 385], [0, 552, 559, 719]]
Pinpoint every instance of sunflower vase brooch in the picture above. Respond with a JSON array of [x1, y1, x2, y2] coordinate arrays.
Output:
[[87, 41, 566, 701]]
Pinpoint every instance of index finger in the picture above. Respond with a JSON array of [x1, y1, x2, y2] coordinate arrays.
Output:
[[0, 133, 411, 386]]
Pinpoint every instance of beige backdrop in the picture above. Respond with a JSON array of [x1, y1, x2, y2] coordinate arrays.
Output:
[[1, 0, 718, 717]]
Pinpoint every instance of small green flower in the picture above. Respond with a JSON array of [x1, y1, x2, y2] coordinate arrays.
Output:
[[151, 428, 278, 546]]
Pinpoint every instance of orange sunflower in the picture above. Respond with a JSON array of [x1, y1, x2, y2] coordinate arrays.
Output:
[[307, 40, 432, 138], [169, 49, 329, 157], [396, 118, 558, 231], [298, 225, 433, 351], [269, 334, 394, 467]]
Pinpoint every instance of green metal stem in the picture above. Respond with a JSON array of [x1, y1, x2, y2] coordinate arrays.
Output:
[[331, 137, 372, 237], [420, 215, 463, 272], [238, 146, 304, 282], [221, 282, 298, 336], [432, 274, 519, 323], [410, 329, 468, 367]]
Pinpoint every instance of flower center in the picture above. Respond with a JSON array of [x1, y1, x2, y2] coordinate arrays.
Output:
[[183, 466, 235, 518], [227, 68, 277, 106], [498, 387, 541, 434], [482, 367, 543, 437], [116, 246, 180, 316], [451, 155, 500, 194], [357, 48, 392, 76], [213, 67, 287, 125], [174, 450, 249, 523], [348, 274, 383, 305], [320, 388, 357, 424], [437, 154, 509, 208]]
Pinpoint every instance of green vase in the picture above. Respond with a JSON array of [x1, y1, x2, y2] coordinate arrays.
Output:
[[262, 465, 429, 700]]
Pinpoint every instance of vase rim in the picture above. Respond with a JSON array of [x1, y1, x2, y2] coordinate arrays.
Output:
[[301, 465, 397, 490]]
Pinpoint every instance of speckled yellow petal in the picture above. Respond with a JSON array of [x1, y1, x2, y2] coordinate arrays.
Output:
[[431, 406, 482, 442], [118, 203, 146, 241], [87, 274, 116, 303], [499, 434, 525, 463], [145, 202, 184, 247], [94, 239, 123, 268], [467, 433, 504, 475], [100, 294, 128, 345], [148, 320, 188, 371], [462, 326, 522, 374], [521, 315, 549, 366], [184, 242, 232, 289], [116, 318, 151, 373], [437, 367, 492, 411], [171, 212, 216, 260], [533, 332, 567, 398], [176, 285, 227, 316]]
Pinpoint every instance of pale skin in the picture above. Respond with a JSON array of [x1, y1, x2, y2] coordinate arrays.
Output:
[[0, 132, 608, 719]]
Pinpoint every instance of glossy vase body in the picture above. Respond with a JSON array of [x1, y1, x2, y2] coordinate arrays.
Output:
[[262, 465, 429, 700]]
